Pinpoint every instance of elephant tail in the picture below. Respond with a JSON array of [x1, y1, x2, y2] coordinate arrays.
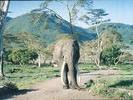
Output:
[[61, 61, 66, 85]]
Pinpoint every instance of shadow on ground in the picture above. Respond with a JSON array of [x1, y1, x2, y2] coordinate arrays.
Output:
[[0, 87, 37, 100], [109, 80, 133, 88]]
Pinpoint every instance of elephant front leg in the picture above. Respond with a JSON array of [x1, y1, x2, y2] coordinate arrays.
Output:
[[61, 62, 69, 89]]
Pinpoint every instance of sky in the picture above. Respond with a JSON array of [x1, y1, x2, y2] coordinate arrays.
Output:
[[8, 0, 133, 28]]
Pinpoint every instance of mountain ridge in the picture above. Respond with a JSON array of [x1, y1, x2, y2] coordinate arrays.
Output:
[[4, 10, 133, 50], [4, 11, 96, 45]]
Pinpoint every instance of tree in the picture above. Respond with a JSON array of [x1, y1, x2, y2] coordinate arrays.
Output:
[[80, 8, 110, 67], [40, 0, 92, 35], [0, 1, 10, 77], [118, 52, 133, 65], [17, 32, 47, 67], [81, 29, 122, 64], [80, 40, 97, 63], [8, 49, 38, 65], [100, 45, 122, 66]]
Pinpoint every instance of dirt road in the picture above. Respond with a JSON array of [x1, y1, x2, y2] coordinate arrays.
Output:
[[12, 70, 118, 100]]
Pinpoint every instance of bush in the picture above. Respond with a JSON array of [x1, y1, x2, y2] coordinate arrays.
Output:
[[7, 49, 38, 65], [100, 45, 121, 65], [3, 82, 18, 90]]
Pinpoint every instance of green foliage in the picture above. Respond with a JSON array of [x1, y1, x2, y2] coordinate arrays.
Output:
[[100, 45, 121, 65], [3, 81, 18, 91], [28, 50, 38, 61], [79, 63, 97, 72], [7, 49, 38, 65], [114, 64, 133, 70], [80, 8, 109, 25]]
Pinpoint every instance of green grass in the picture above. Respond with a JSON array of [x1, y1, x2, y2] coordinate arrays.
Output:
[[79, 63, 98, 73], [85, 64, 133, 99], [111, 64, 133, 70], [0, 64, 60, 89]]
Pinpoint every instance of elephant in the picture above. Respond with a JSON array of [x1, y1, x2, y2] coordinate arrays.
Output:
[[52, 36, 80, 89]]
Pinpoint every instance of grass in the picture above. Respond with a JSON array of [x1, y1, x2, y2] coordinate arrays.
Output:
[[111, 64, 133, 70], [0, 64, 60, 89], [89, 76, 133, 99], [85, 64, 133, 99], [79, 63, 98, 73]]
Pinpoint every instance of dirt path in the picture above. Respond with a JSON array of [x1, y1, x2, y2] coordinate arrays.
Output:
[[12, 70, 119, 100]]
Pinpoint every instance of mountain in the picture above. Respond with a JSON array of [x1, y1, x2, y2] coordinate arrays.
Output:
[[4, 10, 133, 51], [4, 10, 96, 47], [6, 17, 12, 22], [89, 23, 133, 49]]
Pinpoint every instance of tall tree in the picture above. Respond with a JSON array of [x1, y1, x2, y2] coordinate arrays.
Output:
[[40, 0, 93, 35], [81, 29, 122, 64], [80, 8, 110, 67], [0, 1, 10, 77]]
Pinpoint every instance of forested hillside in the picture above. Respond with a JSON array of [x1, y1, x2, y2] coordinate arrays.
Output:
[[4, 10, 96, 49]]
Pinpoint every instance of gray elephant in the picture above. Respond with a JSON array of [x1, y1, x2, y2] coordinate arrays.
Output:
[[52, 36, 80, 89]]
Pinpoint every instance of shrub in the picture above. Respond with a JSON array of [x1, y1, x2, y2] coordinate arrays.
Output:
[[3, 82, 18, 90], [8, 49, 38, 65], [100, 45, 121, 65]]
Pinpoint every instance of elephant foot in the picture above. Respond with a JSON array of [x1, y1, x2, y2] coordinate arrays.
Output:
[[63, 85, 69, 89], [69, 85, 80, 90], [69, 82, 80, 90]]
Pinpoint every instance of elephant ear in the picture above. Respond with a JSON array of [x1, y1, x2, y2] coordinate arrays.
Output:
[[52, 39, 64, 66]]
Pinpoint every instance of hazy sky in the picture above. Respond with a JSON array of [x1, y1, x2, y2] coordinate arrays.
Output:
[[8, 0, 133, 28]]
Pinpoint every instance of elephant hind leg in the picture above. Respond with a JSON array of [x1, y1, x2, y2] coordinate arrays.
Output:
[[61, 61, 69, 89], [69, 66, 80, 89]]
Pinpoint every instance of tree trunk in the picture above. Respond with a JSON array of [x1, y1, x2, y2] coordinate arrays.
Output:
[[38, 54, 41, 67], [0, 1, 10, 77], [66, 4, 74, 35], [95, 24, 100, 67], [0, 50, 4, 77]]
